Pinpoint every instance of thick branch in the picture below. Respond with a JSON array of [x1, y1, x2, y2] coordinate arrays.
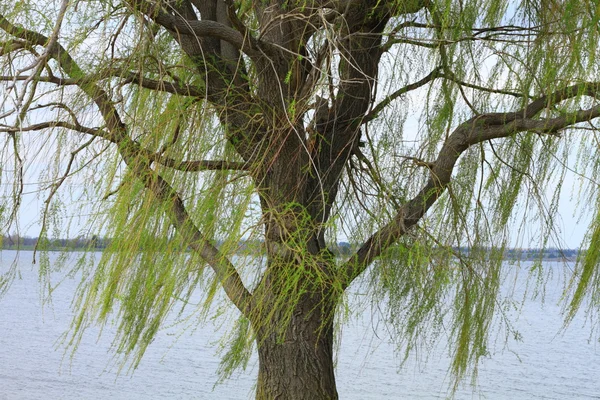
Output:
[[127, 2, 262, 162], [134, 3, 268, 61], [0, 13, 252, 314], [128, 155, 252, 315], [342, 82, 600, 287]]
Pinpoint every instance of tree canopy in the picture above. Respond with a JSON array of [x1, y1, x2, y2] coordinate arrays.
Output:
[[1, 0, 600, 398]]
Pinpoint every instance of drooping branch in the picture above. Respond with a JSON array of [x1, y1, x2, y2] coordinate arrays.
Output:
[[0, 13, 253, 314], [342, 82, 600, 288], [33, 136, 96, 263], [123, 150, 253, 315]]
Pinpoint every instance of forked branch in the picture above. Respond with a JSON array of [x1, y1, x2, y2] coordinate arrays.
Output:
[[342, 81, 600, 288], [132, 1, 270, 61]]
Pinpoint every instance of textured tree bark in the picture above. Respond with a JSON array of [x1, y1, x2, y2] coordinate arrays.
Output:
[[254, 290, 338, 400]]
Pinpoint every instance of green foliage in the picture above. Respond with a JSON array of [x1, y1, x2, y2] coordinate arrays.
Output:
[[1, 0, 600, 397]]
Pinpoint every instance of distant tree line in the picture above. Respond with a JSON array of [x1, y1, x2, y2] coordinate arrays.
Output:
[[0, 235, 579, 261], [457, 247, 580, 261], [0, 235, 356, 254], [1, 234, 108, 250]]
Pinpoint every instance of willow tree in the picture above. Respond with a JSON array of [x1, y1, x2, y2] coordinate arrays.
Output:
[[1, 0, 600, 398]]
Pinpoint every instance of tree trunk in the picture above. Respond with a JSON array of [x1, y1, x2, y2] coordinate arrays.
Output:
[[254, 292, 338, 400]]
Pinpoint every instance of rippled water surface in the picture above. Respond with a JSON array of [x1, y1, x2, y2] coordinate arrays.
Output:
[[1, 251, 599, 399]]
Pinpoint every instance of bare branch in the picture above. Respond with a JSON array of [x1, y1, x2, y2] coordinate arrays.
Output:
[[0, 121, 249, 173], [439, 71, 525, 98], [0, 70, 205, 97], [363, 66, 443, 124], [380, 37, 438, 52], [0, 121, 110, 138]]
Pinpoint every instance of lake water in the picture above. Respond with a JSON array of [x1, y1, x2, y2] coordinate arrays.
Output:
[[0, 250, 599, 399]]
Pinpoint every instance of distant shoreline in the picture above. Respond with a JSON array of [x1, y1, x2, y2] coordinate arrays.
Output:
[[0, 237, 581, 262]]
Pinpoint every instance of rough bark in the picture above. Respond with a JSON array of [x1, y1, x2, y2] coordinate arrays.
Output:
[[253, 288, 338, 400]]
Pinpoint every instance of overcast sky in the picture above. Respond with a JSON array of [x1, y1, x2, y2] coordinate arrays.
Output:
[[2, 1, 596, 250]]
